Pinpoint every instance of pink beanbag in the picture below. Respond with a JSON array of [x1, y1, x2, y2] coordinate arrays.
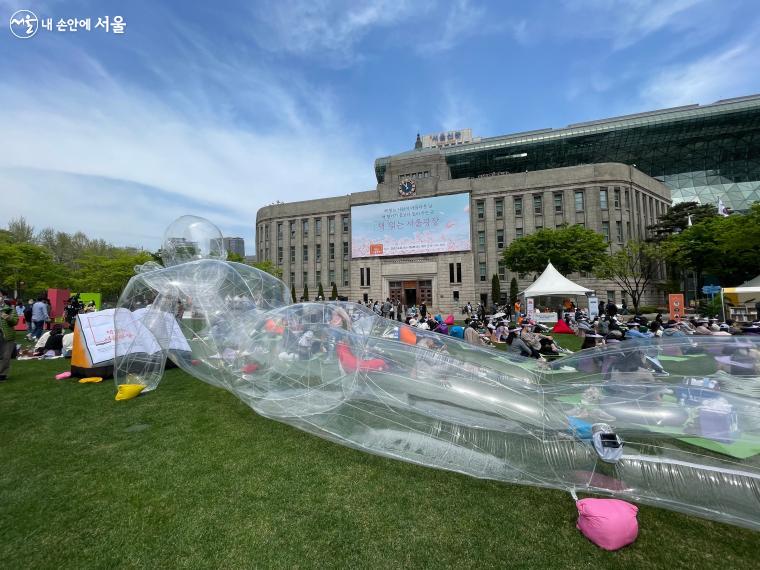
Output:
[[576, 498, 638, 551], [55, 371, 72, 380]]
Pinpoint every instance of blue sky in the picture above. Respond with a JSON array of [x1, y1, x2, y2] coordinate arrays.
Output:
[[1, 0, 759, 254]]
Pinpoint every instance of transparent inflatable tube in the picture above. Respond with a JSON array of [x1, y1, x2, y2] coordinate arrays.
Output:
[[114, 219, 760, 531]]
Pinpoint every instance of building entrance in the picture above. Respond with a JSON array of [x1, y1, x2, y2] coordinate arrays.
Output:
[[389, 279, 433, 307]]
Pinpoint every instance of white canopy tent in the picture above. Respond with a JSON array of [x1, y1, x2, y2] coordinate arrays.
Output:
[[520, 262, 593, 297], [722, 274, 760, 322]]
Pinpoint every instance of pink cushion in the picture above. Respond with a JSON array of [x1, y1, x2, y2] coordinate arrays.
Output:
[[576, 498, 638, 551]]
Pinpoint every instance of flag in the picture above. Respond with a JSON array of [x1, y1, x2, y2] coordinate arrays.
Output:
[[717, 197, 729, 217]]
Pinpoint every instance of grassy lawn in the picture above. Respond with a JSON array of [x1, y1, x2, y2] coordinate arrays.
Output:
[[2, 358, 759, 568]]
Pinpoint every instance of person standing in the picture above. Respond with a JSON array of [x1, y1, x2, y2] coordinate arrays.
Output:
[[31, 296, 49, 340], [396, 301, 403, 322], [382, 298, 392, 319], [0, 300, 19, 381], [23, 300, 34, 340], [419, 302, 427, 320]]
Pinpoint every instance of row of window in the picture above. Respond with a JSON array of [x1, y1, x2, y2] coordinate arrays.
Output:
[[279, 242, 350, 265], [397, 171, 430, 181], [290, 269, 349, 288], [360, 267, 371, 287], [260, 215, 350, 245]]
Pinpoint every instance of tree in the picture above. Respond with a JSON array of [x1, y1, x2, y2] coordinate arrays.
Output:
[[302, 284, 309, 302], [648, 201, 717, 240], [502, 225, 608, 275], [330, 283, 338, 301], [509, 277, 519, 305], [664, 204, 760, 287], [596, 241, 664, 312], [72, 251, 152, 302], [291, 284, 296, 303], [491, 274, 500, 306], [317, 283, 325, 300], [7, 216, 35, 243], [227, 251, 245, 263], [0, 241, 66, 297], [251, 260, 283, 279]]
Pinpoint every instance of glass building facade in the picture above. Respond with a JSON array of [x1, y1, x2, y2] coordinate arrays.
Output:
[[375, 95, 760, 211]]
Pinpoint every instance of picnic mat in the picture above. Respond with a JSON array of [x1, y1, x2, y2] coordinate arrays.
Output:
[[656, 355, 692, 362], [648, 425, 760, 459]]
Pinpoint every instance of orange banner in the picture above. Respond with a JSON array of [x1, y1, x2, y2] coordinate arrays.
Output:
[[669, 293, 685, 322]]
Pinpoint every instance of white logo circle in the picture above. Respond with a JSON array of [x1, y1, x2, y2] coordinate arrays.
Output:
[[9, 9, 38, 39]]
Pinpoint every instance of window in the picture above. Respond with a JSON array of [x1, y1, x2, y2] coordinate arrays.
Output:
[[360, 268, 365, 286], [515, 227, 523, 239], [342, 215, 349, 233], [535, 225, 543, 231], [277, 246, 283, 264], [329, 242, 335, 260], [478, 230, 485, 252], [479, 262, 487, 282], [533, 194, 543, 215], [343, 241, 349, 260], [607, 290, 616, 303], [277, 222, 283, 239], [624, 189, 630, 209], [613, 187, 621, 208], [497, 229, 504, 249], [456, 262, 462, 283], [476, 200, 485, 219], [453, 290, 460, 301], [554, 193, 563, 214], [315, 219, 322, 235], [616, 221, 623, 243], [265, 225, 269, 240], [626, 221, 631, 240], [316, 244, 321, 262], [329, 217, 335, 234], [329, 269, 335, 285], [449, 263, 455, 283], [316, 270, 321, 285], [290, 246, 295, 263], [342, 268, 349, 287], [575, 190, 585, 212], [366, 267, 371, 286], [303, 271, 308, 286], [600, 187, 608, 209], [302, 219, 309, 236], [302, 245, 308, 262], [290, 272, 295, 286], [602, 221, 610, 242], [514, 196, 523, 216], [290, 220, 296, 239], [498, 260, 507, 281], [495, 198, 503, 218]]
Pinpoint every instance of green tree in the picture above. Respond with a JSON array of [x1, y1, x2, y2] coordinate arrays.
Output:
[[251, 260, 283, 279], [509, 277, 519, 306], [596, 241, 664, 312], [72, 251, 152, 302], [7, 216, 35, 244], [491, 274, 501, 306], [330, 283, 338, 301], [0, 241, 66, 297], [317, 283, 325, 300], [648, 201, 717, 240], [302, 284, 309, 302], [503, 225, 608, 275], [291, 284, 296, 303], [227, 251, 245, 263]]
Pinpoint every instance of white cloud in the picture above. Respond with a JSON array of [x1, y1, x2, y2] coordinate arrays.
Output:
[[437, 82, 486, 133], [416, 0, 486, 55], [0, 45, 376, 254], [639, 42, 760, 107]]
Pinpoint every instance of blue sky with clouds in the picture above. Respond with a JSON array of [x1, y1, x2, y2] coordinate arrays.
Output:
[[1, 0, 759, 253]]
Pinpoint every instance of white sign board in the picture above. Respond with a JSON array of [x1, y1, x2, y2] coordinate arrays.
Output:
[[588, 296, 599, 319]]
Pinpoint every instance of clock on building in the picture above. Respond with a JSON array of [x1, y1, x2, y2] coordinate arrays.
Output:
[[398, 179, 416, 197]]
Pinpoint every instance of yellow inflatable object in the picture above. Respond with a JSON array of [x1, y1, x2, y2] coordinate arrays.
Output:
[[78, 376, 103, 384], [115, 384, 145, 401]]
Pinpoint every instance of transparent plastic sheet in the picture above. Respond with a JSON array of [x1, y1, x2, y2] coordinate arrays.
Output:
[[113, 218, 760, 530]]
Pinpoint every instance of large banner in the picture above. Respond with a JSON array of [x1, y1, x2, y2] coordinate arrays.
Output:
[[588, 296, 599, 319], [351, 193, 471, 258]]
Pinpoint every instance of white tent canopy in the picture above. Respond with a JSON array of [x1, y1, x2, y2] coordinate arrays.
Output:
[[520, 262, 592, 297], [724, 274, 760, 294]]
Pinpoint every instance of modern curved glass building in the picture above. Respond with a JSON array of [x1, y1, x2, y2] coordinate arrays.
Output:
[[375, 94, 760, 212]]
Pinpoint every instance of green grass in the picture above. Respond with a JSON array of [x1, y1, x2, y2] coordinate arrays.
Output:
[[2, 359, 759, 568]]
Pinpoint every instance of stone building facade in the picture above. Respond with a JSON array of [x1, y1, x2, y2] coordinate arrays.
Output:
[[256, 153, 671, 314]]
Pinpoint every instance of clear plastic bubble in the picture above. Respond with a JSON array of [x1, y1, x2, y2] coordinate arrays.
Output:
[[161, 215, 227, 266]]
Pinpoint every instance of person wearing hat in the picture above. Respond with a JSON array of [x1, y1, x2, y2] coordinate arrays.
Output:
[[0, 298, 19, 381]]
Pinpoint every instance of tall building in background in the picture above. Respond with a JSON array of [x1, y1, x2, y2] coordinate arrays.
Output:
[[223, 237, 245, 258]]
